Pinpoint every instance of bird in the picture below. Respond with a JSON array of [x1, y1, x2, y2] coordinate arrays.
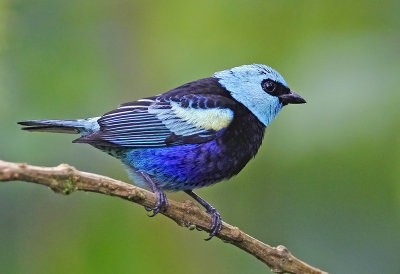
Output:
[[18, 64, 306, 240]]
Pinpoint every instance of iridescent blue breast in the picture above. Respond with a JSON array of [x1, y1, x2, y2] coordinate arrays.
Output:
[[123, 106, 265, 191]]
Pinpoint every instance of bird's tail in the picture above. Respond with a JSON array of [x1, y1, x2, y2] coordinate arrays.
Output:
[[18, 119, 98, 135]]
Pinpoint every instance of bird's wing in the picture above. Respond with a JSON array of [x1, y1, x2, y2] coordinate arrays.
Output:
[[74, 94, 236, 148]]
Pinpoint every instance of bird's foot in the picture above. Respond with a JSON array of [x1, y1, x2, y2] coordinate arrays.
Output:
[[184, 190, 222, 240], [146, 189, 169, 217], [140, 171, 169, 217], [205, 207, 222, 241]]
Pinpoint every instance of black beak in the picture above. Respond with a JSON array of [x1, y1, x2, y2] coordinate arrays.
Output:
[[278, 91, 306, 105]]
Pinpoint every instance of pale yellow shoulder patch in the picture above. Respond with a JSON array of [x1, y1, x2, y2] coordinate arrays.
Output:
[[171, 102, 233, 131]]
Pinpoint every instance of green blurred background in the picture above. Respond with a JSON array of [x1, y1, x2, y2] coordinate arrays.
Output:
[[1, 1, 399, 273]]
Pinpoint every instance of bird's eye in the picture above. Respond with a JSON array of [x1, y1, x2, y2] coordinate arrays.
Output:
[[262, 80, 276, 93]]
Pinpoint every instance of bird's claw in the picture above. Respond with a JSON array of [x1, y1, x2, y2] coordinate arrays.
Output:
[[146, 190, 169, 217], [204, 208, 222, 241]]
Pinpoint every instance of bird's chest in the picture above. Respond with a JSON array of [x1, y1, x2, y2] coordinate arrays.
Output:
[[124, 111, 265, 190], [216, 112, 266, 174]]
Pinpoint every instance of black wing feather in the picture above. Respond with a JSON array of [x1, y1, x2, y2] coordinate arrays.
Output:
[[75, 77, 236, 148]]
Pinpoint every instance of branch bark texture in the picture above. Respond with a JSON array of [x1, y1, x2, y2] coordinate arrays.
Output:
[[0, 160, 327, 274]]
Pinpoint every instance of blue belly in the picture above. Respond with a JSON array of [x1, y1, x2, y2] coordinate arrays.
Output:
[[98, 108, 265, 191], [123, 140, 235, 191]]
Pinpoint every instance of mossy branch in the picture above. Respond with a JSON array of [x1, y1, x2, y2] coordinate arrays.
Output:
[[0, 159, 327, 274]]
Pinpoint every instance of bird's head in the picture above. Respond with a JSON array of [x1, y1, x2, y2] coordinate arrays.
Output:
[[213, 64, 306, 126]]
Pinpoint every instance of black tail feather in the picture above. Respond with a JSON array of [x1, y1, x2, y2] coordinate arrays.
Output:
[[20, 125, 80, 134], [18, 119, 84, 134]]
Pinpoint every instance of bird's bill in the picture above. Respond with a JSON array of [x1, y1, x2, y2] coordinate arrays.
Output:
[[278, 91, 306, 105]]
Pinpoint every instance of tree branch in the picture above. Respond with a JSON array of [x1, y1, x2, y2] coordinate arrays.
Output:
[[0, 159, 327, 274]]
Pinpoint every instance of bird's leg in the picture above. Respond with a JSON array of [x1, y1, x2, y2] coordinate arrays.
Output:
[[140, 172, 168, 217], [184, 190, 222, 240]]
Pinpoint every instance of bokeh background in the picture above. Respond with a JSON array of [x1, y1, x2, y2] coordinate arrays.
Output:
[[1, 1, 399, 273]]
